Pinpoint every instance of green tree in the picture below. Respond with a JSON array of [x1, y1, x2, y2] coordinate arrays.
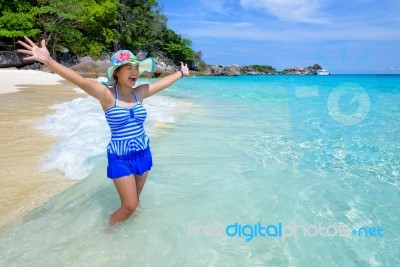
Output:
[[36, 0, 118, 58], [0, 0, 196, 67], [0, 1, 41, 49], [165, 38, 195, 65], [115, 0, 165, 52], [0, 10, 41, 38]]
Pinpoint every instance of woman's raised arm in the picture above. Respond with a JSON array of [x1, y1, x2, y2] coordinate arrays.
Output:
[[138, 62, 190, 99], [17, 36, 111, 105]]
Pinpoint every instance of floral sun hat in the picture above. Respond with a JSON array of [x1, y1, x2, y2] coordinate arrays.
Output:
[[102, 50, 155, 86]]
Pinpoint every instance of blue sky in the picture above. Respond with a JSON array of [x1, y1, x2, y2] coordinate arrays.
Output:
[[159, 0, 400, 74]]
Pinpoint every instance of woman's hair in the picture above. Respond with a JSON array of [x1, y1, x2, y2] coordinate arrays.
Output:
[[113, 67, 120, 84]]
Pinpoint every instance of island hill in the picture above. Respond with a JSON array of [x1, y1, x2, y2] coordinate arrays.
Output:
[[196, 63, 327, 76]]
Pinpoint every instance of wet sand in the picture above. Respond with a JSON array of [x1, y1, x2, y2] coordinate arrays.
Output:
[[0, 70, 84, 229]]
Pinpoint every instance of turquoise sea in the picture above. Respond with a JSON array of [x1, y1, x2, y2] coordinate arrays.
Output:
[[1, 75, 399, 266]]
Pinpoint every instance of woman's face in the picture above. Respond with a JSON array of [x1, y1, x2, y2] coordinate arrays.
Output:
[[116, 64, 139, 86]]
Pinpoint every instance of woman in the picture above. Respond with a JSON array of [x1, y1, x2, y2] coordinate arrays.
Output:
[[17, 36, 189, 226]]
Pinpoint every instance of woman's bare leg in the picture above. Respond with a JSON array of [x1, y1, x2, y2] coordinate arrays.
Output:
[[135, 171, 149, 200], [109, 174, 138, 226]]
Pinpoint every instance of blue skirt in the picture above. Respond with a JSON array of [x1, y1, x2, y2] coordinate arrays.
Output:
[[107, 147, 153, 179]]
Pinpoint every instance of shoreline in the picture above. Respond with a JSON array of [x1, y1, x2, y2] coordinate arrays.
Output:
[[0, 69, 83, 229]]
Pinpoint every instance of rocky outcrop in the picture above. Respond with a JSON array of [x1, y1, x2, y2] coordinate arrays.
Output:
[[239, 66, 272, 75], [154, 61, 177, 77], [199, 65, 212, 76], [210, 65, 223, 75], [153, 51, 178, 77], [69, 56, 111, 78], [222, 64, 240, 76], [198, 64, 240, 76], [0, 51, 34, 68]]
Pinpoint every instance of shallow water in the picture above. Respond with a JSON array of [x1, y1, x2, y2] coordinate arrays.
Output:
[[1, 75, 399, 266]]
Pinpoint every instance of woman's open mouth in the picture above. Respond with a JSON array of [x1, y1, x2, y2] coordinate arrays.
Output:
[[129, 77, 137, 83]]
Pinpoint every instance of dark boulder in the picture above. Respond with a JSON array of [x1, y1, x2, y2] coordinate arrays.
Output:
[[0, 51, 34, 68]]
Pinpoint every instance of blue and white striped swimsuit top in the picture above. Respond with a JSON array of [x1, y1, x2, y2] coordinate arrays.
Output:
[[104, 86, 149, 155]]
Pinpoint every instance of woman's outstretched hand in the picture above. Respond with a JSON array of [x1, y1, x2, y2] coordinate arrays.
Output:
[[17, 36, 51, 65], [180, 62, 190, 77]]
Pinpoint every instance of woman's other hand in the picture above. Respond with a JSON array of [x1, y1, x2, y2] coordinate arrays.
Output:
[[180, 62, 190, 77], [17, 36, 51, 65]]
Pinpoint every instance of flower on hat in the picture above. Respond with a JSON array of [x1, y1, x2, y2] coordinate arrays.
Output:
[[115, 51, 132, 64]]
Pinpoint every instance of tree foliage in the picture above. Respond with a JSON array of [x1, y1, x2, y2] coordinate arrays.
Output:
[[165, 38, 196, 64], [0, 0, 196, 64], [0, 0, 41, 48], [241, 65, 277, 74]]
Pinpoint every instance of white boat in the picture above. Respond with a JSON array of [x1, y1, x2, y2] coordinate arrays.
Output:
[[316, 69, 330, 75]]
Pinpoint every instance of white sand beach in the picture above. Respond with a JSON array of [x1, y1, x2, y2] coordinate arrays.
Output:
[[0, 69, 82, 229], [0, 69, 66, 94]]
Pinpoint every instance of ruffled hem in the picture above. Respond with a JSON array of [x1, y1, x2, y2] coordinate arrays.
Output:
[[107, 160, 152, 178], [107, 148, 153, 178]]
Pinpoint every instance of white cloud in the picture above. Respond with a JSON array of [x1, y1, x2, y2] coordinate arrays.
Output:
[[239, 0, 327, 23], [199, 0, 231, 14], [191, 20, 253, 27], [181, 20, 400, 42]]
